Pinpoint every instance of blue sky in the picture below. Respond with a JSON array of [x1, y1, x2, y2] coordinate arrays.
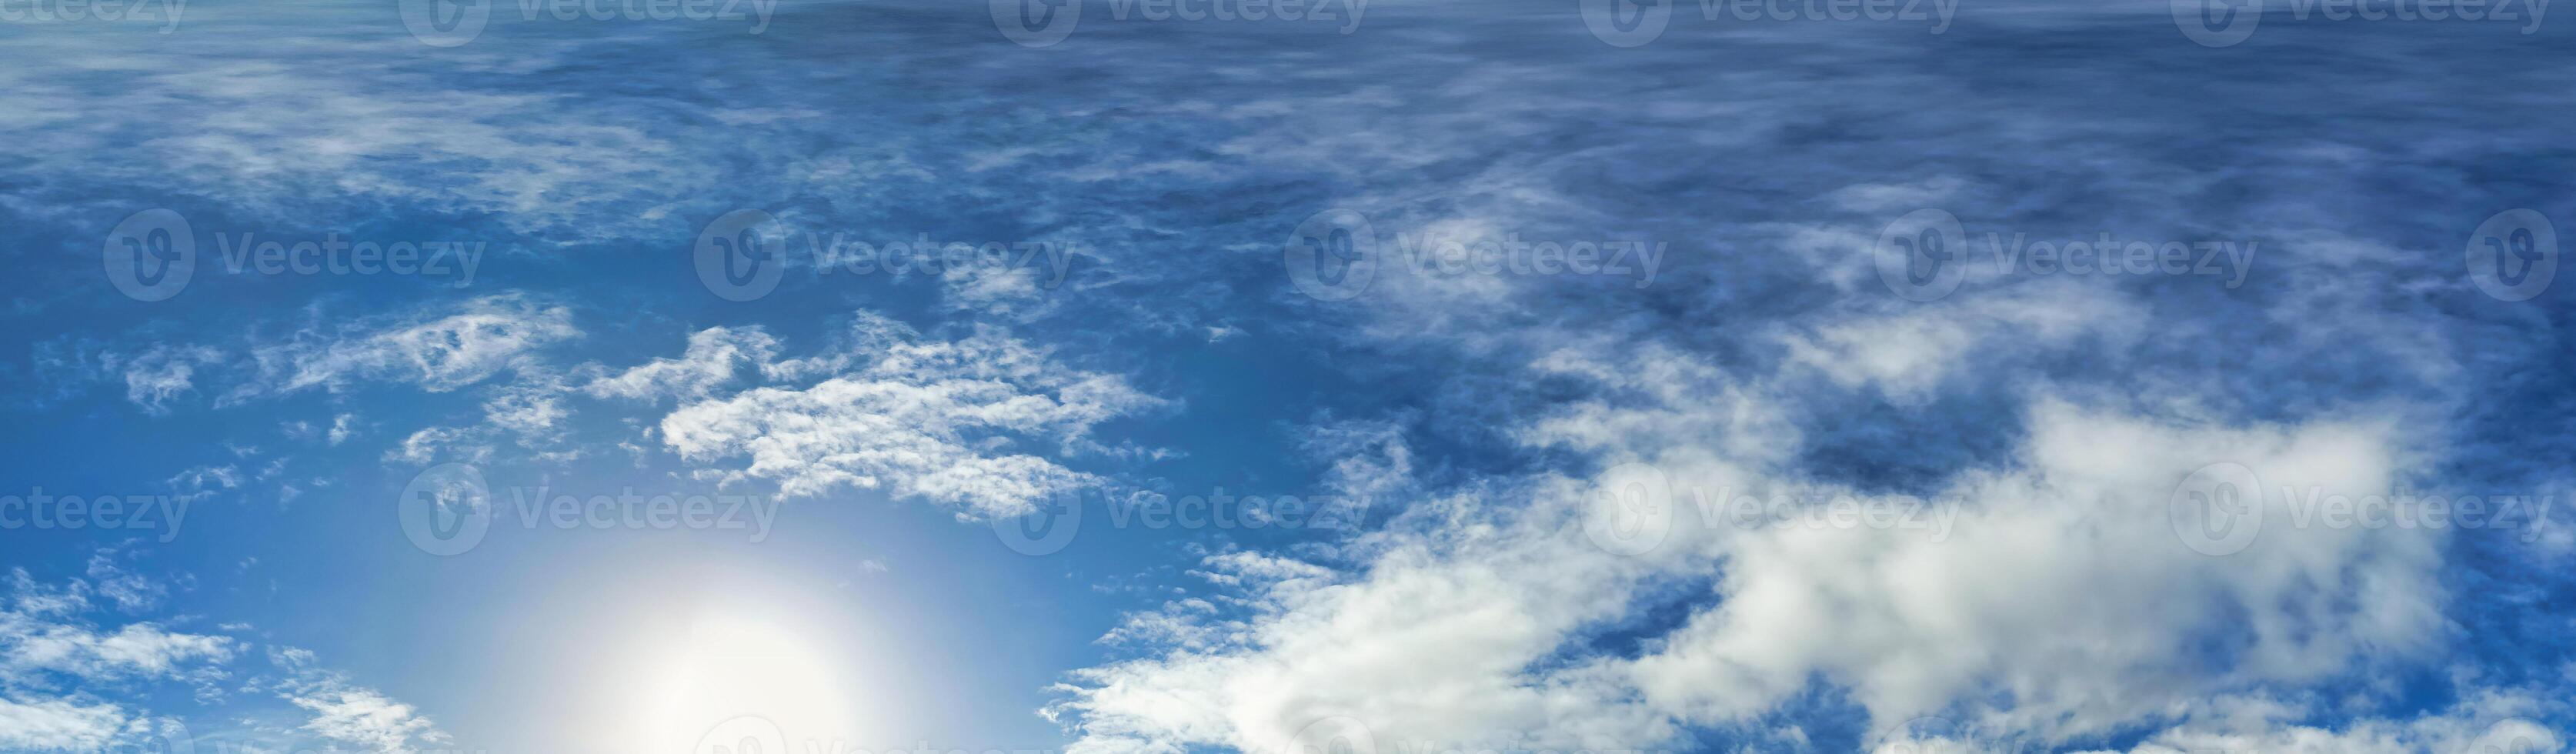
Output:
[[3, 0, 2574, 752]]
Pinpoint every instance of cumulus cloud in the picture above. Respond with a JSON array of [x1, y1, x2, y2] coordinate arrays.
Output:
[[657, 313, 1166, 516], [1054, 397, 2458, 752]]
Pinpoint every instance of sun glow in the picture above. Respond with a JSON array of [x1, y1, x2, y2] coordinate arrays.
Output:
[[628, 601, 867, 753]]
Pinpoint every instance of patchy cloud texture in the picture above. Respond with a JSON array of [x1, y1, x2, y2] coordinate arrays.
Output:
[[2, 0, 2571, 752]]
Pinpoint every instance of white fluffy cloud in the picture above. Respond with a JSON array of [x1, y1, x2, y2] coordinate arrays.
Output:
[[1056, 397, 2454, 752], [0, 696, 126, 751], [655, 314, 1166, 516], [1624, 402, 2440, 741]]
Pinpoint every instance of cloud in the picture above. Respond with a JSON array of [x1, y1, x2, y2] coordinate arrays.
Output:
[[1053, 399, 2459, 751], [3, 569, 446, 754], [227, 293, 580, 402], [85, 546, 169, 613], [1, 569, 235, 687], [281, 683, 450, 754], [656, 312, 1166, 516], [586, 326, 779, 403], [0, 696, 126, 751], [119, 345, 224, 415], [2074, 689, 2563, 754], [1777, 281, 2145, 404], [165, 465, 243, 502]]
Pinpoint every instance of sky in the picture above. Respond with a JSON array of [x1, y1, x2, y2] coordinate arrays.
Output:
[[2, 0, 2574, 752]]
